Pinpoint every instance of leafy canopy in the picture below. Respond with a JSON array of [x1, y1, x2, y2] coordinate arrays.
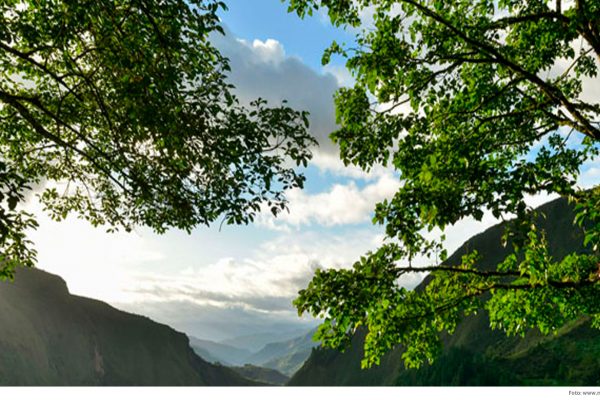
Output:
[[287, 0, 600, 368], [0, 0, 316, 277]]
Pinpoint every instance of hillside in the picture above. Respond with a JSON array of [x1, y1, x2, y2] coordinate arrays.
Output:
[[230, 364, 290, 385], [289, 197, 600, 386], [189, 337, 252, 366], [0, 268, 254, 386], [245, 328, 318, 376]]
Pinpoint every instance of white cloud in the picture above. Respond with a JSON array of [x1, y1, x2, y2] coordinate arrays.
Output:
[[322, 64, 354, 87], [311, 150, 394, 180], [119, 232, 364, 306], [212, 27, 341, 155], [122, 229, 383, 307], [578, 156, 600, 189], [235, 38, 286, 66], [258, 172, 399, 229]]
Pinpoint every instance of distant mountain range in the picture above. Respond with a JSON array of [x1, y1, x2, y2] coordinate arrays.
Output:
[[219, 329, 312, 353], [289, 197, 600, 386], [244, 328, 318, 376], [189, 337, 253, 365], [190, 328, 319, 378], [0, 268, 254, 385]]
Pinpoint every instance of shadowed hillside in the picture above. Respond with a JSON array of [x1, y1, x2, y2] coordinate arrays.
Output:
[[230, 364, 290, 385], [289, 197, 600, 386], [0, 268, 254, 386]]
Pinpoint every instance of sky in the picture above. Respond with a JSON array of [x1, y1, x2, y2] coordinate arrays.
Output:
[[22, 0, 600, 343]]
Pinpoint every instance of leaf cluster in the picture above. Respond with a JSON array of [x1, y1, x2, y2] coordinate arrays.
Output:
[[287, 0, 600, 368], [0, 0, 316, 276]]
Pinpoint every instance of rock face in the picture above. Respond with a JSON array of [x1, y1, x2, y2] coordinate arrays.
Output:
[[0, 268, 252, 386], [289, 197, 600, 386]]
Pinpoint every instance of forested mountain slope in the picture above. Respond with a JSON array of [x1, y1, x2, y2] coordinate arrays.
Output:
[[290, 197, 599, 386]]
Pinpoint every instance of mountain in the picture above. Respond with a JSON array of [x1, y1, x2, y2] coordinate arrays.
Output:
[[0, 267, 254, 386], [230, 364, 290, 386], [219, 329, 310, 353], [289, 196, 600, 386], [244, 328, 319, 376], [190, 328, 318, 376], [189, 337, 252, 366]]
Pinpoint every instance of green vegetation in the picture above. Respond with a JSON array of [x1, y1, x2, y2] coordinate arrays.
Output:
[[291, 315, 600, 386], [230, 364, 290, 386], [287, 0, 600, 368], [0, 0, 315, 278], [289, 198, 600, 386]]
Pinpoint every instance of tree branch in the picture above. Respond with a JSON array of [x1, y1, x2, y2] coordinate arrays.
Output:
[[0, 90, 130, 194], [393, 264, 520, 278], [0, 41, 84, 103], [400, 0, 600, 140]]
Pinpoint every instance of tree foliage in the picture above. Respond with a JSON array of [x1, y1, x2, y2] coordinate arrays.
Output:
[[287, 0, 600, 368], [0, 0, 316, 278]]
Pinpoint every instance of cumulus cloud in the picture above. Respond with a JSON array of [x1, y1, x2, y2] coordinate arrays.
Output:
[[236, 38, 286, 66], [213, 25, 409, 183], [212, 28, 341, 155], [257, 171, 400, 229], [311, 151, 393, 180]]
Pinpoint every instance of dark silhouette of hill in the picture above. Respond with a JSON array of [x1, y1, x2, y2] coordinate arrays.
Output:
[[230, 364, 290, 385], [0, 268, 254, 386], [289, 197, 600, 386]]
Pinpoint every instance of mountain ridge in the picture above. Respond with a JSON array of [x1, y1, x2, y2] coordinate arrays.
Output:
[[289, 196, 599, 386], [0, 267, 255, 386]]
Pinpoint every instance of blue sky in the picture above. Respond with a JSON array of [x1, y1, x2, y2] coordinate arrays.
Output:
[[218, 0, 352, 71], [24, 0, 600, 342]]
